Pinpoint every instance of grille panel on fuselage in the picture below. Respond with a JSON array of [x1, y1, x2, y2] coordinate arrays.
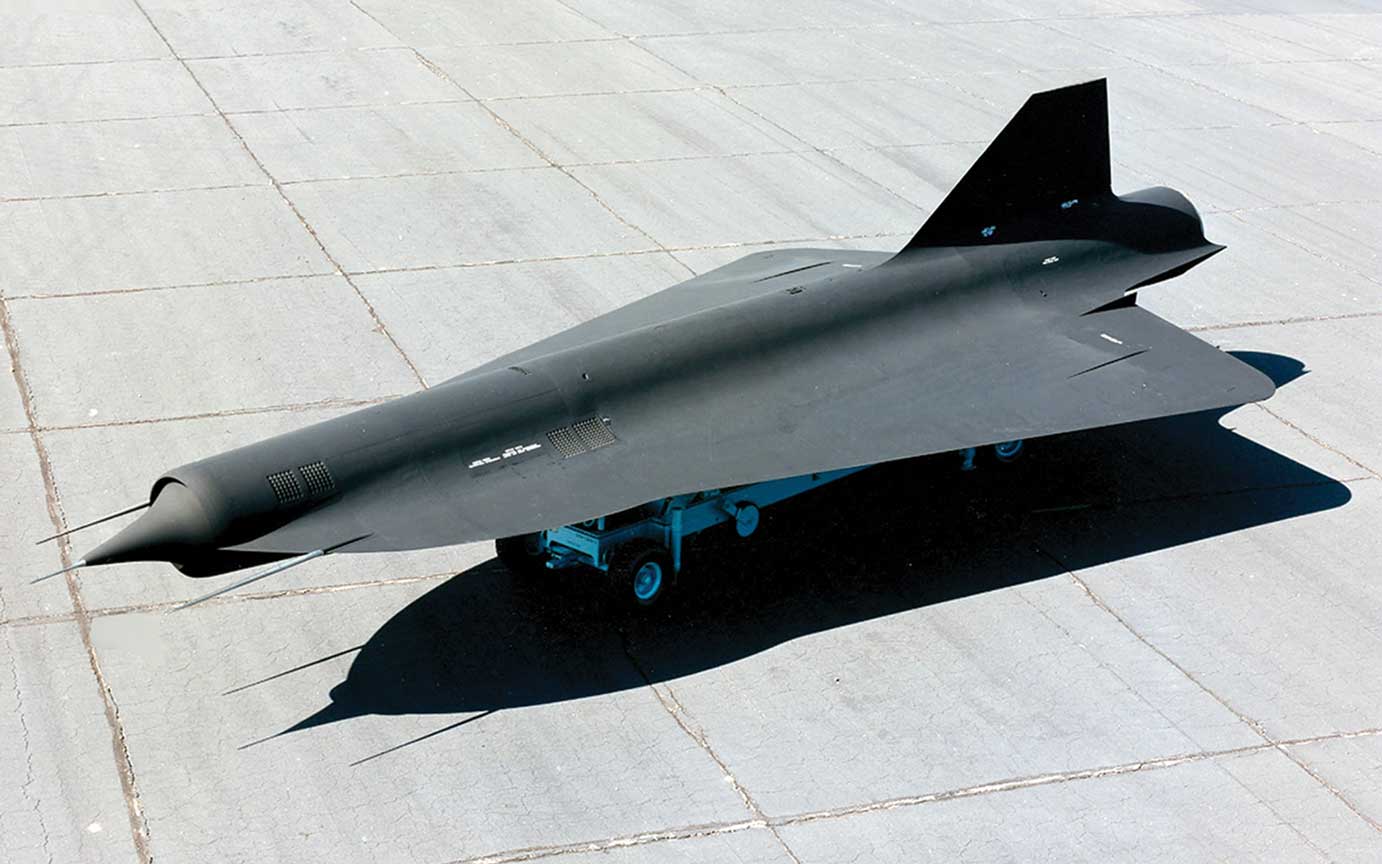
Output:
[[300, 461, 334, 495], [548, 417, 616, 458], [267, 470, 304, 505]]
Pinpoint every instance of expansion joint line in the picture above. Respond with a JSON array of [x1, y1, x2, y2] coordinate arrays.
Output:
[[128, 0, 429, 391], [1034, 543, 1382, 835], [617, 631, 804, 864], [446, 726, 1382, 864], [1, 273, 153, 861]]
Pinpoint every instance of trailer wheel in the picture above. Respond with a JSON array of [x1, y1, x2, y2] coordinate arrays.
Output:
[[732, 503, 761, 538], [609, 540, 671, 608], [993, 439, 1025, 463], [495, 533, 545, 577]]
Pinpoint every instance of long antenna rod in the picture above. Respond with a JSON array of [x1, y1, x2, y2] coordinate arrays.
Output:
[[173, 534, 371, 612], [32, 559, 86, 585], [35, 503, 150, 546]]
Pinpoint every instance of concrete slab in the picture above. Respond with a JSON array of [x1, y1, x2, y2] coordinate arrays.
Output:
[[1317, 120, 1382, 155], [846, 21, 1129, 78], [424, 40, 694, 100], [638, 30, 917, 87], [1303, 13, 1382, 50], [0, 187, 331, 296], [1228, 13, 1382, 60], [826, 143, 986, 216], [1005, 0, 1200, 14], [1134, 211, 1382, 329], [0, 433, 81, 622], [566, 0, 920, 36], [88, 581, 752, 862], [1231, 202, 1382, 288], [1215, 316, 1382, 475], [230, 102, 544, 182], [0, 621, 138, 864], [188, 48, 460, 114], [359, 0, 614, 46], [0, 349, 28, 432], [0, 115, 265, 200], [283, 168, 654, 273], [9, 275, 419, 426], [0, 60, 208, 126], [778, 748, 1382, 862], [1036, 476, 1382, 741], [629, 548, 1261, 817], [38, 408, 479, 611], [354, 253, 691, 381], [1046, 13, 1334, 65], [569, 152, 922, 248], [0, 0, 166, 67], [1287, 734, 1382, 827], [140, 0, 402, 58], [1114, 124, 1382, 213], [490, 89, 800, 165], [1172, 60, 1382, 123], [950, 65, 1287, 134], [725, 78, 1004, 150]]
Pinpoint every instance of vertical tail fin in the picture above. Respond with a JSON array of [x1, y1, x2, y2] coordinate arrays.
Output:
[[894, 78, 1110, 254]]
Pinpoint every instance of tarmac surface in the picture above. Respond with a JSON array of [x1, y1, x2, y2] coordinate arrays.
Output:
[[2, 1, 1381, 862]]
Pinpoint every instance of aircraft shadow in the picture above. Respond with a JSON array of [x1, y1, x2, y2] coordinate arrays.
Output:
[[248, 353, 1351, 755]]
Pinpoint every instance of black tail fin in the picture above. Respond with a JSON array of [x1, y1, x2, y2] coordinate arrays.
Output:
[[894, 79, 1110, 254]]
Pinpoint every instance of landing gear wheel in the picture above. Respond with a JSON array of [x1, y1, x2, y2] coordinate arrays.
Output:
[[609, 540, 671, 609], [732, 503, 761, 538], [495, 532, 545, 577], [993, 439, 1025, 463]]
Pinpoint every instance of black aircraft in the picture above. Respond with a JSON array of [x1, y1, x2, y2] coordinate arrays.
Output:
[[35, 79, 1273, 607]]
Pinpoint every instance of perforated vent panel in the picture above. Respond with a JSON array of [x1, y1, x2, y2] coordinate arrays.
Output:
[[548, 425, 586, 458], [548, 417, 616, 459], [300, 461, 334, 495], [267, 470, 304, 505], [573, 417, 616, 450]]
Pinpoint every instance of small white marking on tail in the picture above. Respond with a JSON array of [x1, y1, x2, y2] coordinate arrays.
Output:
[[1042, 256, 1060, 266], [1100, 333, 1124, 345], [842, 263, 862, 268]]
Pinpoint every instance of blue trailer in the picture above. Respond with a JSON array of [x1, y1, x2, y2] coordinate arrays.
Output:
[[496, 440, 1026, 608]]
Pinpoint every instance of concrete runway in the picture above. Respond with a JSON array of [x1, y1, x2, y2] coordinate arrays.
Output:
[[3, 1, 1381, 861]]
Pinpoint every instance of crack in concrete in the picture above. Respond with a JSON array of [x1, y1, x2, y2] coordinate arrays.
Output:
[[1, 245, 153, 863], [5, 626, 56, 864]]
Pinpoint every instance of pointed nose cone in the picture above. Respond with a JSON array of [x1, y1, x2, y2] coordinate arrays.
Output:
[[81, 481, 217, 566]]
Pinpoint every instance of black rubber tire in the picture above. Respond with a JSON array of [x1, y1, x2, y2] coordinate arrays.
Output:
[[608, 540, 672, 609], [495, 533, 545, 577]]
